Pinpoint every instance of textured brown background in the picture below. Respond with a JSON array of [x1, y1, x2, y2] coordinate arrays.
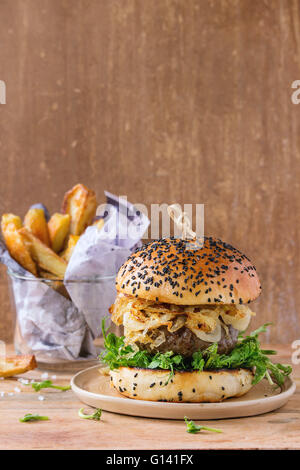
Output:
[[0, 0, 300, 344]]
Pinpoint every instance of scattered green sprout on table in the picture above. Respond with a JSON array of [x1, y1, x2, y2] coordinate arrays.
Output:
[[78, 408, 102, 421], [184, 417, 222, 434], [19, 413, 49, 423], [27, 380, 71, 392]]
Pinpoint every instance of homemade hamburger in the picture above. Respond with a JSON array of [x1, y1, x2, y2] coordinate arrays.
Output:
[[101, 237, 291, 402]]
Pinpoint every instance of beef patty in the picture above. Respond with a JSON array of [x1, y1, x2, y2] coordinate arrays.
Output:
[[137, 323, 239, 357]]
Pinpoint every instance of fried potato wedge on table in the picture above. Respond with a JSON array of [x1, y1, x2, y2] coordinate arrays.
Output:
[[24, 208, 50, 246], [61, 234, 80, 262], [48, 213, 70, 253], [19, 227, 67, 278], [1, 214, 37, 275], [62, 183, 97, 236], [0, 354, 37, 377]]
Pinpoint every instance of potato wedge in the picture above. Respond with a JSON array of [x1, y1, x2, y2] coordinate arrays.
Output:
[[62, 183, 97, 236], [38, 270, 70, 299], [29, 203, 50, 221], [39, 269, 61, 280], [1, 214, 37, 275], [0, 354, 37, 377], [61, 234, 80, 262], [19, 227, 67, 278], [48, 213, 70, 253], [1, 213, 22, 230], [24, 208, 50, 246]]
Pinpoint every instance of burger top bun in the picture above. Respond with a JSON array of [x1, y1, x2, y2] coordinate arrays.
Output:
[[116, 237, 261, 305]]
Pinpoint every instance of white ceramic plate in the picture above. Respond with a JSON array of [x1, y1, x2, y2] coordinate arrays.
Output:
[[71, 365, 296, 420]]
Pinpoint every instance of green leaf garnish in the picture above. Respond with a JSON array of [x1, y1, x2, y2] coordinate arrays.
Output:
[[28, 380, 71, 392], [78, 408, 102, 420], [100, 319, 185, 384], [100, 320, 292, 388], [19, 413, 49, 423], [184, 417, 222, 434]]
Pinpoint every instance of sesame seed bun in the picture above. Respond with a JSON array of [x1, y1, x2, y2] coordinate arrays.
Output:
[[116, 237, 261, 305], [110, 367, 254, 402]]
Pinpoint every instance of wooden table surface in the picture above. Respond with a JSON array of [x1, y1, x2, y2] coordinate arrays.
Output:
[[0, 344, 299, 450]]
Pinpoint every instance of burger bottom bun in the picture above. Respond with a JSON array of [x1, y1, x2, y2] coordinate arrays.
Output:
[[110, 367, 254, 403]]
